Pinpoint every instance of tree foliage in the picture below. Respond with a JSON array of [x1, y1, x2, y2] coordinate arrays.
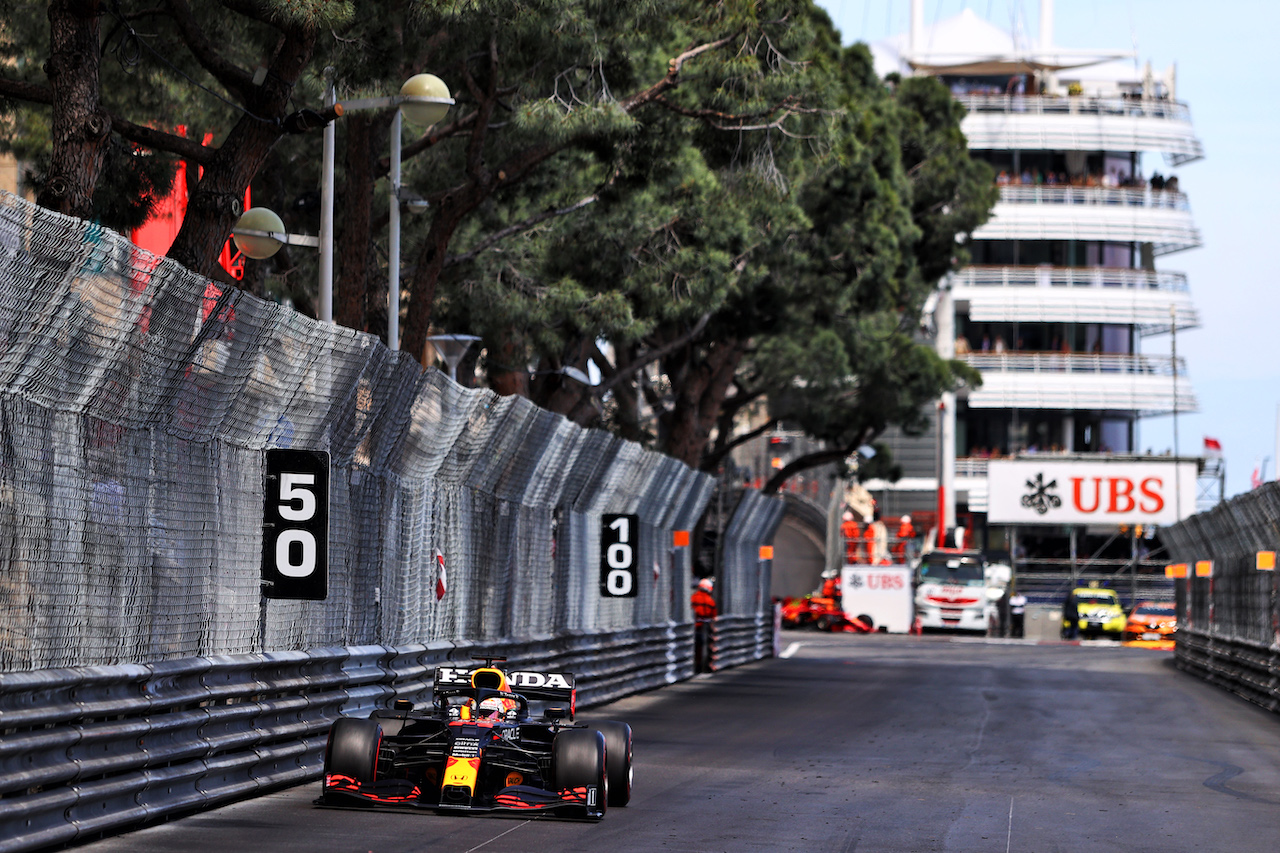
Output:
[[0, 1, 996, 487]]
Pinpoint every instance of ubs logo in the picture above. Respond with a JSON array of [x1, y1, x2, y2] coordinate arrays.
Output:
[[1020, 473, 1062, 515]]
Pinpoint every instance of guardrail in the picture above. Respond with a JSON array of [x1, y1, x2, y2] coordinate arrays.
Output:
[[1163, 481, 1280, 715], [708, 614, 776, 672], [1175, 629, 1280, 714], [0, 623, 771, 851]]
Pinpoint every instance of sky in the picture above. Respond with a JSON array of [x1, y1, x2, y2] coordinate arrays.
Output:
[[816, 0, 1280, 497]]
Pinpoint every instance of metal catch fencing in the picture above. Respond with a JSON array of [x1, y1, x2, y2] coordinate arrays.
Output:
[[0, 188, 767, 670], [0, 189, 786, 846], [1162, 481, 1280, 713]]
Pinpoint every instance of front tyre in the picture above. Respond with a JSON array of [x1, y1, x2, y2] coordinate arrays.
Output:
[[325, 718, 383, 784], [593, 721, 633, 807], [553, 728, 607, 818]]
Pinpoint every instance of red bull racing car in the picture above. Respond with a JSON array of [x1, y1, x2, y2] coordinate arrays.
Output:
[[320, 656, 632, 820]]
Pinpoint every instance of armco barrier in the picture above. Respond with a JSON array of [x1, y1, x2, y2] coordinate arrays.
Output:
[[708, 614, 775, 672], [1162, 481, 1280, 715], [1173, 629, 1280, 715], [0, 623, 767, 850]]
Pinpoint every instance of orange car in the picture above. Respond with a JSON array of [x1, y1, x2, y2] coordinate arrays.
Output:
[[1122, 601, 1177, 642]]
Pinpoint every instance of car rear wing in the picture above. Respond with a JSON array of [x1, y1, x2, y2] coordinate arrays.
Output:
[[432, 665, 577, 720]]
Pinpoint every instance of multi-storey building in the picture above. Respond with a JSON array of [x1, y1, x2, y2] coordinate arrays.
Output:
[[863, 2, 1205, 590]]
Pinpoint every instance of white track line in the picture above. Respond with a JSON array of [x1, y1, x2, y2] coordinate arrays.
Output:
[[1006, 796, 1014, 853], [465, 819, 535, 852]]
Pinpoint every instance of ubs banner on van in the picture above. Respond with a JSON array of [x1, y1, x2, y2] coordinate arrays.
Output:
[[987, 459, 1197, 526]]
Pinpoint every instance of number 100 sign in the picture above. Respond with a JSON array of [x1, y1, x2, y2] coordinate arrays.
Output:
[[262, 449, 330, 600], [600, 513, 639, 598]]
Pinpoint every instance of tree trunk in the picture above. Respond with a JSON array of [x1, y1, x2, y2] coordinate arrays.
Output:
[[400, 196, 467, 362], [609, 345, 645, 443], [662, 340, 746, 468], [487, 337, 530, 396], [336, 112, 385, 334], [37, 0, 108, 218], [166, 28, 316, 279]]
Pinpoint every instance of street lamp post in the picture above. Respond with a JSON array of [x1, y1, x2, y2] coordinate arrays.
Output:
[[231, 72, 454, 350], [425, 334, 482, 383]]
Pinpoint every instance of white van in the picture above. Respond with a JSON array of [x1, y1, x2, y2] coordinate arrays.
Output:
[[914, 551, 1007, 633]]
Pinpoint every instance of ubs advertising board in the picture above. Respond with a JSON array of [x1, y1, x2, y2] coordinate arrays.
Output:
[[840, 565, 914, 633], [987, 459, 1197, 526]]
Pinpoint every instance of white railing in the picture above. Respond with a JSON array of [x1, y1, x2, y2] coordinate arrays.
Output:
[[961, 352, 1187, 376], [955, 458, 990, 477], [997, 185, 1190, 210], [956, 94, 1192, 122], [954, 265, 1188, 292]]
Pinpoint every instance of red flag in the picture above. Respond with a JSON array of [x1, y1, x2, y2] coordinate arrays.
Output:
[[435, 548, 447, 601], [1204, 437, 1222, 453], [1252, 466, 1264, 490]]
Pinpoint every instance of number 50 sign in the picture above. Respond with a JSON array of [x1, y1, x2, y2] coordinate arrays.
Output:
[[262, 449, 330, 600], [600, 513, 639, 597]]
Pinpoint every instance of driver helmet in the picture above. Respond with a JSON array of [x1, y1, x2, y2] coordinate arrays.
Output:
[[477, 695, 519, 720]]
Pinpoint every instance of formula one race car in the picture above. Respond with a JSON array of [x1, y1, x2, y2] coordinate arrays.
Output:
[[319, 656, 632, 821]]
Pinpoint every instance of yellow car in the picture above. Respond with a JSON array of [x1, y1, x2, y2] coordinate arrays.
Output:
[[1061, 587, 1126, 639]]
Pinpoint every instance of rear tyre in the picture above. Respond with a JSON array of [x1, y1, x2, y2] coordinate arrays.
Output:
[[593, 721, 633, 807], [553, 728, 607, 817], [325, 718, 382, 783]]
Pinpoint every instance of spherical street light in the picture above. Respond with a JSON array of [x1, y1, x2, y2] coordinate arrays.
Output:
[[399, 74, 452, 126], [232, 207, 287, 259]]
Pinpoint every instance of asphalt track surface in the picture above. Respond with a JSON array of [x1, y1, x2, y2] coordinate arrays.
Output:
[[73, 634, 1280, 852]]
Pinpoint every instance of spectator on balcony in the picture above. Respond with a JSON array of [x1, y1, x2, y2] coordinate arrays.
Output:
[[1020, 167, 1032, 185], [980, 334, 991, 352], [1151, 172, 1165, 190], [994, 335, 1006, 353], [996, 170, 1010, 185], [955, 335, 971, 354], [1165, 175, 1179, 192]]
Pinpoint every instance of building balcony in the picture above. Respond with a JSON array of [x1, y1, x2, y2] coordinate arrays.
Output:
[[972, 187, 1201, 255], [960, 352, 1196, 414], [953, 265, 1198, 334], [957, 95, 1204, 165]]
